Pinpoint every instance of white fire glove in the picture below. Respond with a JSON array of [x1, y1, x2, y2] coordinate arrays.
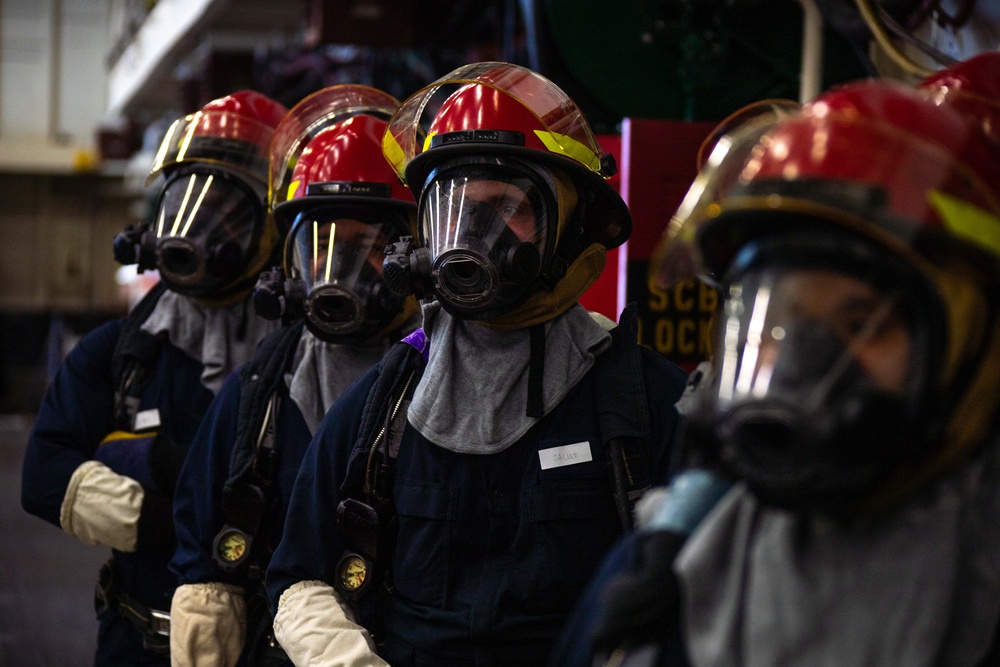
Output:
[[170, 582, 247, 667], [273, 580, 388, 667], [59, 460, 143, 552]]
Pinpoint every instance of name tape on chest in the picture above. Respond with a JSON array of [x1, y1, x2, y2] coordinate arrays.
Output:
[[134, 408, 161, 432], [538, 441, 593, 470]]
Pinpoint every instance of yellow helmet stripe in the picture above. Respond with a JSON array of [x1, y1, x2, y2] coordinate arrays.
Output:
[[382, 131, 409, 179], [929, 190, 1000, 257], [534, 130, 602, 173]]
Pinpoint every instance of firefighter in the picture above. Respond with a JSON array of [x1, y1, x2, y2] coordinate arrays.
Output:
[[567, 77, 1000, 667], [167, 85, 420, 667], [21, 90, 288, 665], [263, 62, 689, 666]]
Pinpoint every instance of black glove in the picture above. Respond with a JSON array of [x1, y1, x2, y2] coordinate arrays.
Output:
[[591, 530, 687, 655]]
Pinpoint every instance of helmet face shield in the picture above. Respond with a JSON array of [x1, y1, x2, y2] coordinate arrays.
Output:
[[152, 169, 263, 296], [714, 266, 919, 404], [286, 205, 407, 339], [653, 102, 1000, 289], [147, 90, 285, 187], [383, 62, 606, 181], [421, 161, 554, 318], [690, 258, 935, 511], [268, 85, 402, 216]]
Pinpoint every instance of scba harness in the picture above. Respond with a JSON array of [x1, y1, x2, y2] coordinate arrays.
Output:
[[212, 320, 305, 576], [331, 303, 657, 624], [203, 321, 306, 666]]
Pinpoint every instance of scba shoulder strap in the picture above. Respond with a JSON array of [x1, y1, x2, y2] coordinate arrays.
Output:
[[212, 320, 305, 573], [111, 281, 169, 431], [595, 302, 655, 532], [334, 329, 428, 603]]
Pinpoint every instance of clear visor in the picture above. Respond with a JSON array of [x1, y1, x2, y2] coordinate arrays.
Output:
[[383, 62, 605, 179], [710, 266, 922, 413], [286, 208, 401, 335], [148, 111, 273, 186], [152, 171, 262, 289], [268, 85, 401, 211], [423, 167, 549, 309], [695, 98, 800, 171], [651, 111, 1000, 290]]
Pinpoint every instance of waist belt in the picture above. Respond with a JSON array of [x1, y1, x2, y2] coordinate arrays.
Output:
[[95, 557, 170, 653]]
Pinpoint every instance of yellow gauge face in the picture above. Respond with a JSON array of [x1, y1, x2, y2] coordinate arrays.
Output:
[[218, 531, 248, 563], [339, 555, 367, 591]]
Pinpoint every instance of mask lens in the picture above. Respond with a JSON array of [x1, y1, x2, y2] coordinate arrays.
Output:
[[422, 164, 551, 316], [153, 169, 261, 293], [289, 214, 392, 292], [714, 267, 917, 405], [694, 264, 926, 510], [286, 206, 406, 338]]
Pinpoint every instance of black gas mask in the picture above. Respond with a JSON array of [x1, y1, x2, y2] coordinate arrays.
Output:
[[683, 245, 939, 514], [383, 159, 556, 320], [254, 204, 408, 343], [113, 166, 266, 298]]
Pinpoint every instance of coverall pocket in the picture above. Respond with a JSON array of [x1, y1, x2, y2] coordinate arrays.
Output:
[[520, 485, 620, 613], [392, 481, 457, 607]]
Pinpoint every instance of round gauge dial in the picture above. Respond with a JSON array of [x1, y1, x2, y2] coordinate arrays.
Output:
[[338, 554, 368, 592], [217, 530, 248, 563]]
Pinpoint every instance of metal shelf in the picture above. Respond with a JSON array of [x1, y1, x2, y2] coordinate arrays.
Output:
[[105, 0, 305, 117]]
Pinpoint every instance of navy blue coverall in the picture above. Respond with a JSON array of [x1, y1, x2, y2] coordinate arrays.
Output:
[[21, 315, 215, 665], [171, 365, 313, 578], [265, 333, 688, 666], [169, 358, 312, 663]]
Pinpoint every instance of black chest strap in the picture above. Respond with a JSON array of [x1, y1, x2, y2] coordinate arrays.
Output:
[[340, 329, 428, 505], [111, 282, 169, 432], [212, 321, 304, 574], [221, 320, 306, 533], [594, 302, 655, 531]]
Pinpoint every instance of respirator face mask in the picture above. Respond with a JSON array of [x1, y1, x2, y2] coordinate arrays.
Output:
[[416, 159, 556, 319], [151, 167, 264, 297], [286, 205, 407, 340], [685, 258, 934, 512]]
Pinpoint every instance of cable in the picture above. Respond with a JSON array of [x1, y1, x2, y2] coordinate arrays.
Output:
[[853, 0, 938, 77]]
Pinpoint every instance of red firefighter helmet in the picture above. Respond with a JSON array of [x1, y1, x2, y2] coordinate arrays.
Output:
[[147, 90, 287, 186], [920, 51, 1000, 147], [268, 84, 405, 218], [266, 86, 417, 342], [660, 78, 1000, 513], [383, 62, 630, 250], [272, 113, 414, 235], [673, 80, 1000, 278]]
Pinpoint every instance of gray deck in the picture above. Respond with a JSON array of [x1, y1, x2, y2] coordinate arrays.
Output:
[[0, 415, 108, 667]]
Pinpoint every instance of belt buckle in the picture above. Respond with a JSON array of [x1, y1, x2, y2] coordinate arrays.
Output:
[[149, 609, 171, 637]]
